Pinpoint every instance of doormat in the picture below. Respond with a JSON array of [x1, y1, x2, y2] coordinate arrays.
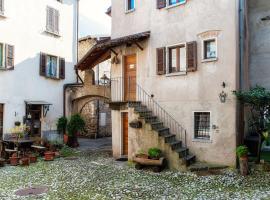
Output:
[[15, 186, 48, 196]]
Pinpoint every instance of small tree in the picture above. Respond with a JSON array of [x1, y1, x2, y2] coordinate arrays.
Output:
[[67, 114, 85, 147], [233, 86, 270, 162], [56, 117, 68, 134]]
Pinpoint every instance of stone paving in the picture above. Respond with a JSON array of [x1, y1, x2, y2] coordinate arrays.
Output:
[[1, 150, 270, 200]]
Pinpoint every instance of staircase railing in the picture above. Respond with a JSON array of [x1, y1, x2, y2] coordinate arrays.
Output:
[[110, 76, 187, 147]]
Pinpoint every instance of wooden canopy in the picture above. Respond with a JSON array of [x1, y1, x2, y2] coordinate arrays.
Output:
[[76, 31, 151, 71]]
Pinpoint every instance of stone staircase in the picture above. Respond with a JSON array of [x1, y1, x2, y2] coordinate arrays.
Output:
[[129, 102, 196, 167]]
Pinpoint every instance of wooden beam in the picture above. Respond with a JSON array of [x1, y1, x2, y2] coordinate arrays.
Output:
[[110, 48, 118, 56], [135, 42, 143, 51]]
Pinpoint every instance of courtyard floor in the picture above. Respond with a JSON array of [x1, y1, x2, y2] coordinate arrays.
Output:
[[1, 150, 270, 200]]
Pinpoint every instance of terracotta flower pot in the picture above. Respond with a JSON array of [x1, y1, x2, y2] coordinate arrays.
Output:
[[136, 154, 149, 159], [44, 151, 54, 161], [64, 134, 68, 144], [239, 156, 249, 176], [10, 156, 20, 166], [20, 158, 30, 166], [29, 155, 37, 163]]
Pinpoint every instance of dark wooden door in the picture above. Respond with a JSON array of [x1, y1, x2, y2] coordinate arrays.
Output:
[[29, 105, 42, 136], [122, 113, 128, 155], [124, 55, 137, 101], [0, 104, 3, 138]]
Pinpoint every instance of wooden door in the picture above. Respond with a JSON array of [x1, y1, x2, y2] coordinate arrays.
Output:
[[29, 105, 42, 136], [0, 104, 3, 138], [122, 113, 128, 155], [124, 55, 137, 101]]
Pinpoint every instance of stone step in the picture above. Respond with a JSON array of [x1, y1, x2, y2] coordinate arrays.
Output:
[[128, 101, 142, 107], [151, 122, 164, 130], [156, 128, 170, 136], [175, 147, 189, 158], [169, 141, 182, 150], [144, 116, 158, 123], [136, 111, 152, 117], [183, 155, 196, 167], [163, 134, 176, 143]]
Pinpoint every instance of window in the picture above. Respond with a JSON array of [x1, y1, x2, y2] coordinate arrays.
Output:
[[0, 43, 14, 70], [194, 112, 211, 140], [203, 39, 217, 61], [46, 6, 59, 35], [40, 53, 65, 80], [168, 0, 186, 6], [46, 55, 58, 78], [126, 0, 135, 12], [0, 0, 4, 15], [168, 45, 186, 73]]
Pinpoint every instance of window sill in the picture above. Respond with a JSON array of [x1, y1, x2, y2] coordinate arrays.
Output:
[[166, 1, 186, 10], [165, 71, 187, 77], [43, 75, 61, 81], [0, 67, 14, 71], [44, 30, 61, 37], [202, 58, 218, 63], [192, 138, 212, 143], [125, 8, 135, 14]]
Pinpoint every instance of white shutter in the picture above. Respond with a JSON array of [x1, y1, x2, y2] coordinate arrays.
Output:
[[46, 7, 54, 32], [54, 9, 59, 34], [0, 0, 4, 14]]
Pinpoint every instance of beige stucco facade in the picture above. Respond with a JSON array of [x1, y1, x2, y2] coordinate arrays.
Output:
[[110, 0, 240, 168]]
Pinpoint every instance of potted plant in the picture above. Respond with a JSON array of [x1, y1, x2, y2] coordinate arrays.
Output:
[[262, 131, 270, 149], [67, 114, 85, 148], [10, 153, 20, 166], [236, 145, 249, 176], [135, 149, 148, 159], [44, 151, 54, 161], [29, 153, 38, 163], [57, 117, 68, 144], [148, 148, 162, 160], [19, 157, 30, 166]]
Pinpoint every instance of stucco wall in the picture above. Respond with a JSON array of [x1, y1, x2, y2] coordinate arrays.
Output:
[[0, 0, 78, 133], [110, 0, 239, 166], [248, 0, 270, 89]]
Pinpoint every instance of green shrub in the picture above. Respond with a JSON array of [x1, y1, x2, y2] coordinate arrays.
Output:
[[60, 145, 76, 157], [57, 117, 68, 134], [236, 145, 249, 158], [148, 148, 162, 159], [67, 114, 85, 137]]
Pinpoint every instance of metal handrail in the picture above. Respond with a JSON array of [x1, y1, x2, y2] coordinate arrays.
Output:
[[110, 76, 187, 147]]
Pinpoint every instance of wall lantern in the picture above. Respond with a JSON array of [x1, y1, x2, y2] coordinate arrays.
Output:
[[219, 91, 227, 103], [100, 74, 110, 86]]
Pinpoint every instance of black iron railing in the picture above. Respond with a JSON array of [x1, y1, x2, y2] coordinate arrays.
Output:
[[110, 76, 187, 147]]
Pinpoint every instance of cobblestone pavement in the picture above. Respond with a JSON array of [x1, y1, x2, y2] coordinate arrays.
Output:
[[77, 137, 112, 151], [1, 151, 270, 200]]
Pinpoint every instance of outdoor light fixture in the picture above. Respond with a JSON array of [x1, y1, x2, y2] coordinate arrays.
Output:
[[100, 74, 110, 85], [219, 91, 227, 103], [27, 113, 32, 119], [43, 105, 51, 117]]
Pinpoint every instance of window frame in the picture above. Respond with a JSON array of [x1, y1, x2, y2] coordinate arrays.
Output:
[[125, 0, 135, 13], [193, 111, 212, 141], [202, 37, 218, 62], [0, 0, 4, 16], [166, 43, 187, 76], [166, 0, 186, 9], [46, 54, 59, 79], [0, 43, 4, 68]]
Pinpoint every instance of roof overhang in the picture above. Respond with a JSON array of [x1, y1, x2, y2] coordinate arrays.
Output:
[[25, 101, 52, 106], [76, 31, 151, 71]]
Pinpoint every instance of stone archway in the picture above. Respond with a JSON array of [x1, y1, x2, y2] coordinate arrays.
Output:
[[78, 97, 111, 139]]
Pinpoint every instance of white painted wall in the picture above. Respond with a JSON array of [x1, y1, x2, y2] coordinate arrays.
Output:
[[0, 0, 78, 134]]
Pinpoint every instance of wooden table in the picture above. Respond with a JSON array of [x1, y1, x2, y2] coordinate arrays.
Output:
[[3, 139, 34, 155]]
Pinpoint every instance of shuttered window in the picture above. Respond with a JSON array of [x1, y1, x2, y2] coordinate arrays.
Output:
[[0, 0, 4, 14], [168, 45, 186, 73], [0, 43, 3, 67], [0, 43, 14, 70], [40, 53, 65, 80], [46, 7, 59, 35], [156, 47, 166, 75], [186, 41, 197, 72], [126, 0, 135, 11]]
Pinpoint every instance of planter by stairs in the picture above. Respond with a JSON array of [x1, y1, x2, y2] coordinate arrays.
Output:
[[129, 101, 196, 168]]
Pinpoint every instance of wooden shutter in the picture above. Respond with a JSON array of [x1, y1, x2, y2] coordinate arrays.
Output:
[[54, 9, 59, 34], [156, 47, 166, 75], [59, 57, 65, 79], [186, 41, 197, 72], [5, 44, 14, 70], [157, 0, 166, 9], [46, 7, 54, 32], [40, 53, 47, 76]]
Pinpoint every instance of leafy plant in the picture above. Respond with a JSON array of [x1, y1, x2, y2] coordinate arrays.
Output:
[[59, 145, 76, 157], [236, 145, 249, 158], [67, 114, 85, 137], [148, 148, 162, 159], [57, 117, 68, 134], [233, 86, 270, 161], [263, 131, 270, 146]]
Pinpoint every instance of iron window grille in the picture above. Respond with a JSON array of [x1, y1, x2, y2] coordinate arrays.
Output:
[[194, 112, 210, 139]]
